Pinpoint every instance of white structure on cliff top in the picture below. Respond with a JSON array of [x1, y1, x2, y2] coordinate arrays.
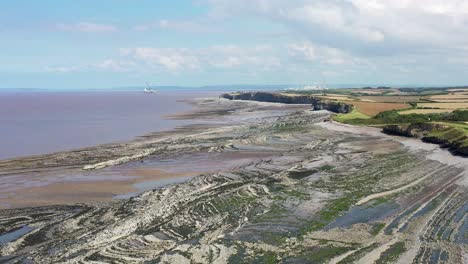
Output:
[[286, 83, 328, 91]]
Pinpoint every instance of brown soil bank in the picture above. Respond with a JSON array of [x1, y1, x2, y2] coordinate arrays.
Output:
[[383, 123, 468, 156], [220, 91, 353, 113]]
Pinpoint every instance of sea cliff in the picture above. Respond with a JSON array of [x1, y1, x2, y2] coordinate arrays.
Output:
[[383, 123, 468, 156], [220, 92, 353, 113]]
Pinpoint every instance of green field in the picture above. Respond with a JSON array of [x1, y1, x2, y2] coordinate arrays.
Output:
[[334, 109, 370, 124]]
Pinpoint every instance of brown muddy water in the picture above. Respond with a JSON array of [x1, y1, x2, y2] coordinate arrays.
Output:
[[0, 93, 302, 208], [0, 90, 224, 208], [0, 151, 276, 208], [0, 91, 216, 160]]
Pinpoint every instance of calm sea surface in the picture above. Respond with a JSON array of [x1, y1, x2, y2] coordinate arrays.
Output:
[[0, 91, 216, 159]]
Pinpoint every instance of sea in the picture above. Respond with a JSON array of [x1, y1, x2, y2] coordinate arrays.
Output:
[[0, 90, 217, 160]]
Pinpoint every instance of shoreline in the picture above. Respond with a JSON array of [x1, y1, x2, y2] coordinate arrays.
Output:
[[0, 97, 308, 209], [0, 91, 218, 160], [221, 91, 468, 158], [318, 121, 468, 186], [0, 97, 466, 263]]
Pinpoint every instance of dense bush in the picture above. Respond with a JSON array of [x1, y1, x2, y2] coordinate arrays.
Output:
[[352, 109, 468, 125], [447, 110, 468, 121]]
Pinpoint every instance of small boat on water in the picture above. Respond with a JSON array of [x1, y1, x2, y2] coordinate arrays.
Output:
[[144, 88, 156, 93], [144, 82, 157, 94]]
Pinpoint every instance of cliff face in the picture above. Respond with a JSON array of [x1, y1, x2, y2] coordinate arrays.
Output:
[[383, 123, 468, 156], [220, 92, 312, 104], [312, 100, 353, 114], [220, 92, 353, 114], [382, 123, 444, 138]]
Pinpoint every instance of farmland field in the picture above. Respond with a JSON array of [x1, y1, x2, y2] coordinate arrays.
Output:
[[429, 94, 468, 100], [447, 88, 468, 92], [430, 99, 468, 103], [359, 95, 427, 103], [417, 102, 468, 109], [317, 95, 355, 101], [349, 101, 410, 116], [399, 109, 454, 115], [428, 93, 468, 103], [350, 89, 391, 95]]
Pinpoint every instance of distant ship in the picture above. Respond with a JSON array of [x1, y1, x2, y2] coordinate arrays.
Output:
[[144, 82, 157, 94]]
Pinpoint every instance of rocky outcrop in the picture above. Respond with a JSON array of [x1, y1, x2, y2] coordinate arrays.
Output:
[[220, 92, 313, 104], [383, 123, 468, 156], [0, 98, 467, 264], [312, 100, 354, 113], [220, 92, 353, 114], [382, 123, 445, 138]]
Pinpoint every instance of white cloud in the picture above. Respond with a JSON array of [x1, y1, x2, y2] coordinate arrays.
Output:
[[120, 48, 200, 71], [288, 43, 316, 61], [45, 59, 133, 74], [95, 59, 132, 72], [203, 44, 280, 69], [288, 42, 358, 65], [204, 0, 468, 55], [120, 45, 281, 72], [56, 22, 118, 33], [44, 66, 82, 73], [134, 19, 218, 33]]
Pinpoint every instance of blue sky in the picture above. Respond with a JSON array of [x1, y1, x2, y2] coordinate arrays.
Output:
[[2, 0, 468, 89]]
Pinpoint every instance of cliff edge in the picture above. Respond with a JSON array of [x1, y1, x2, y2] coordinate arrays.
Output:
[[220, 92, 353, 114], [383, 123, 468, 156]]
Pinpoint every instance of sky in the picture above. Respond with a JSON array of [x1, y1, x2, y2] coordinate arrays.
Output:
[[2, 0, 468, 89]]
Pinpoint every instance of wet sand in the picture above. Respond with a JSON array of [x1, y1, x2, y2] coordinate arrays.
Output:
[[0, 149, 279, 209], [2, 100, 466, 209], [0, 97, 306, 209], [1, 99, 466, 263], [1, 169, 192, 208]]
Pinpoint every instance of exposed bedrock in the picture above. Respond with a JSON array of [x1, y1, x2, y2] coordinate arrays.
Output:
[[0, 98, 466, 263], [220, 92, 353, 113]]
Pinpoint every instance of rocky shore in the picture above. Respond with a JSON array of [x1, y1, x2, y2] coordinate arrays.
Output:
[[221, 91, 468, 158], [0, 97, 466, 263]]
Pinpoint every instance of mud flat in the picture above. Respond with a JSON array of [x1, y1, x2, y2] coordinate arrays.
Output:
[[0, 97, 466, 263], [0, 98, 307, 208]]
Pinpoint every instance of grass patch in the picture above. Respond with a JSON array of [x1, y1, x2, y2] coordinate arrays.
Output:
[[298, 194, 357, 236], [282, 189, 310, 199], [288, 169, 318, 180], [367, 196, 392, 207], [335, 109, 468, 127], [253, 203, 289, 223], [370, 222, 386, 236], [300, 220, 327, 234], [376, 241, 406, 264], [319, 165, 335, 172], [320, 196, 356, 221], [250, 251, 279, 264], [334, 109, 370, 124], [338, 243, 379, 263], [305, 246, 355, 263], [437, 121, 468, 131], [427, 126, 467, 145]]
